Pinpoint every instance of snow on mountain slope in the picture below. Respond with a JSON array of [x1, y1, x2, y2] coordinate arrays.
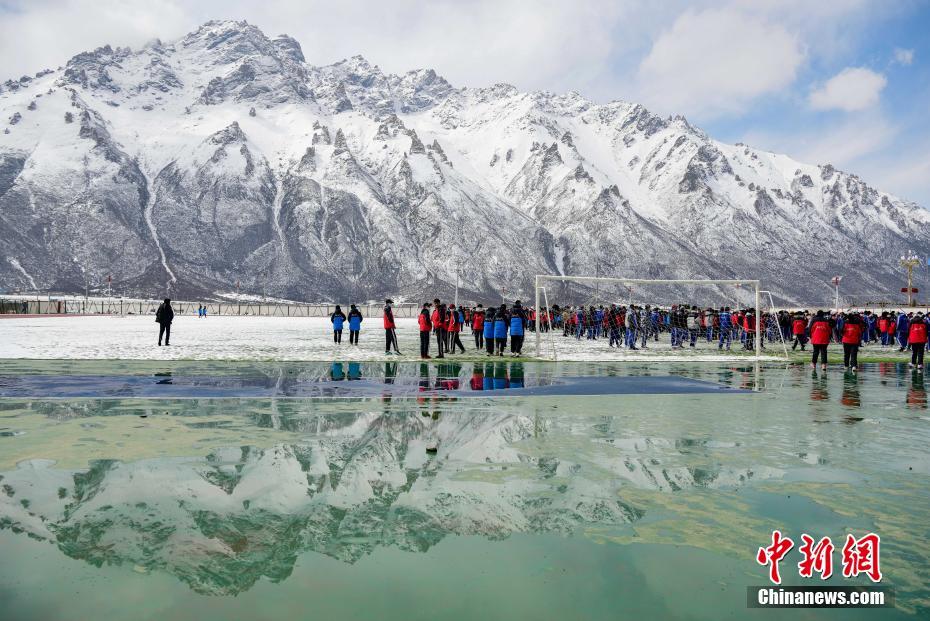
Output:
[[1, 19, 927, 303]]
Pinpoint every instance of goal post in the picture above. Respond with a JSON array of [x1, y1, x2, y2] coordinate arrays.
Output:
[[534, 275, 765, 360]]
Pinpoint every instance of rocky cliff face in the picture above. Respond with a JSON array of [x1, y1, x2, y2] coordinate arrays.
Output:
[[1, 20, 927, 304]]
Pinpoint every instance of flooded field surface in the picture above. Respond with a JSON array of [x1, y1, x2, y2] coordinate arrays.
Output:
[[0, 361, 747, 398], [0, 361, 927, 620]]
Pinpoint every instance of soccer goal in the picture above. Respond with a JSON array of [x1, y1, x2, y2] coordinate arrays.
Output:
[[533, 276, 787, 360]]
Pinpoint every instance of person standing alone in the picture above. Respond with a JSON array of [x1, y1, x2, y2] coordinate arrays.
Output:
[[156, 298, 174, 346], [384, 299, 401, 355]]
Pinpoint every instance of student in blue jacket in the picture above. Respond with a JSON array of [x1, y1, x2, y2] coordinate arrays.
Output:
[[718, 307, 731, 350], [494, 304, 509, 357], [897, 311, 911, 352], [510, 301, 526, 356], [347, 304, 363, 345], [331, 305, 347, 344], [484, 307, 496, 356]]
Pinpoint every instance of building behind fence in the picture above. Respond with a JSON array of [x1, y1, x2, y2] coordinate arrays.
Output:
[[0, 297, 419, 318]]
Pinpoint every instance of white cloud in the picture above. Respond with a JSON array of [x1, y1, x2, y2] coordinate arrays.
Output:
[[808, 67, 886, 112], [634, 8, 804, 120], [0, 0, 890, 110], [251, 0, 629, 94], [867, 151, 930, 205], [0, 0, 192, 78], [744, 114, 896, 169], [0, 0, 635, 96], [893, 47, 914, 66], [737, 114, 930, 205]]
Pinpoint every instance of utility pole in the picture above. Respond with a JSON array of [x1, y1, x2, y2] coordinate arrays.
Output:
[[454, 269, 460, 308], [831, 275, 842, 310], [535, 275, 541, 356], [900, 253, 921, 306]]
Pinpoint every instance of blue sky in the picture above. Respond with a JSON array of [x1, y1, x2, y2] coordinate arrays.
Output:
[[1, 0, 928, 204]]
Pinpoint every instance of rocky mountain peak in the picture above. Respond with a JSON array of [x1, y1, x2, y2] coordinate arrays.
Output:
[[209, 121, 247, 146], [394, 68, 455, 113], [0, 20, 926, 302], [62, 45, 130, 92], [272, 34, 305, 63], [332, 128, 350, 154]]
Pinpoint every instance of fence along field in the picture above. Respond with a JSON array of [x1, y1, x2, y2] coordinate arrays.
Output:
[[0, 296, 419, 318]]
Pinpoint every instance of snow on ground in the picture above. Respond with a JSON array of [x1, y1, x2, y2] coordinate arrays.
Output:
[[0, 316, 778, 362]]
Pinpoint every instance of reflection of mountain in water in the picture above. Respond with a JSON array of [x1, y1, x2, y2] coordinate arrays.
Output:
[[0, 410, 780, 595]]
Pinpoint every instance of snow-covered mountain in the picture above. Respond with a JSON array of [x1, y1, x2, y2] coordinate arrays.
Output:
[[1, 20, 927, 304]]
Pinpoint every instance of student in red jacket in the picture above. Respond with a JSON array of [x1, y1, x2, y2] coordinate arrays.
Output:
[[383, 299, 402, 355], [809, 310, 832, 370], [431, 299, 446, 359], [448, 304, 466, 354], [742, 310, 756, 351], [877, 313, 889, 347], [418, 302, 432, 359], [841, 312, 863, 371], [791, 313, 808, 351], [908, 312, 928, 370], [472, 304, 486, 350]]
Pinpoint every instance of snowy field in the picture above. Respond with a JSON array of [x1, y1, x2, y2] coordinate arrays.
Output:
[[0, 315, 778, 361]]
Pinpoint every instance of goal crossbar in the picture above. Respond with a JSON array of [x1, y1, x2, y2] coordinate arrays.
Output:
[[533, 275, 762, 360], [535, 276, 760, 287]]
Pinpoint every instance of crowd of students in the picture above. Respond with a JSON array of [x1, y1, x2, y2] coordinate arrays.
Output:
[[329, 298, 530, 359], [330, 299, 776, 359], [416, 299, 529, 359], [326, 299, 930, 370], [547, 304, 768, 351], [785, 309, 929, 371]]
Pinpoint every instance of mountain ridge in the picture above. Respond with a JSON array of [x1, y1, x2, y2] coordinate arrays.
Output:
[[1, 19, 927, 305]]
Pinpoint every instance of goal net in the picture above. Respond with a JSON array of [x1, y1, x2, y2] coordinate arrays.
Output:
[[532, 276, 787, 360]]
